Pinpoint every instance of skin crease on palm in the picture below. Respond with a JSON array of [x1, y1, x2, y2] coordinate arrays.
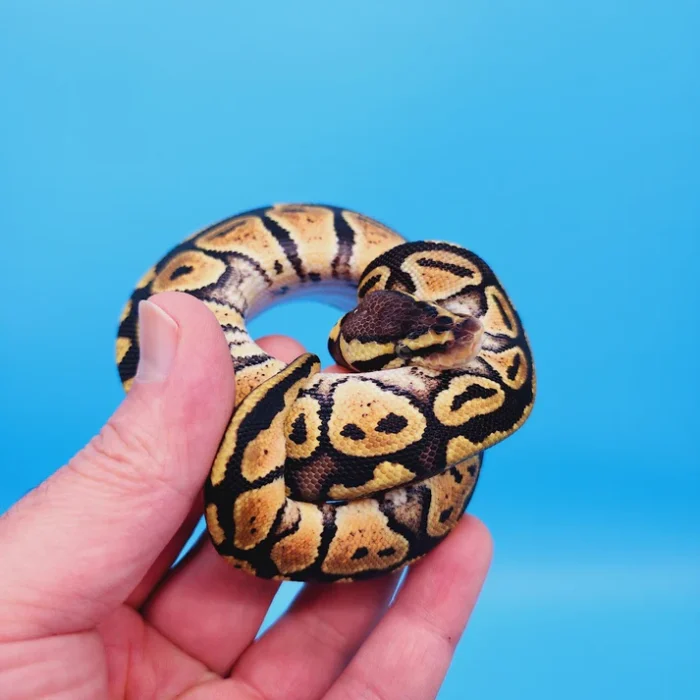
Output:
[[0, 292, 492, 700]]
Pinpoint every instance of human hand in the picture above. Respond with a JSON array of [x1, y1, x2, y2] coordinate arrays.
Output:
[[0, 292, 492, 699]]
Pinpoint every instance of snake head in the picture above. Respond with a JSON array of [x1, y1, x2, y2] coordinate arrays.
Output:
[[328, 290, 484, 372]]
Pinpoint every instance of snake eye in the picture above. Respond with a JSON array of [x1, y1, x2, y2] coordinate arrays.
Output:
[[407, 330, 422, 340], [396, 343, 413, 359]]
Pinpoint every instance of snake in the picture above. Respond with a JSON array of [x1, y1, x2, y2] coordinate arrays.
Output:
[[116, 204, 535, 583]]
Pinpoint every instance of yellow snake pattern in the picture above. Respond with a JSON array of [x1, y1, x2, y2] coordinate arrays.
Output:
[[116, 204, 535, 582]]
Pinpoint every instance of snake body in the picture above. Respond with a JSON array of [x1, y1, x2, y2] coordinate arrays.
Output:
[[116, 204, 535, 582]]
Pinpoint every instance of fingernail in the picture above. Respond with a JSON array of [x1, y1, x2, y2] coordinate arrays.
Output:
[[135, 300, 179, 383]]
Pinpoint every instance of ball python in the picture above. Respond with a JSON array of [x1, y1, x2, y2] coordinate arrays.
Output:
[[116, 204, 535, 582]]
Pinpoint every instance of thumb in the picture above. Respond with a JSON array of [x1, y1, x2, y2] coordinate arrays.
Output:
[[0, 292, 235, 641]]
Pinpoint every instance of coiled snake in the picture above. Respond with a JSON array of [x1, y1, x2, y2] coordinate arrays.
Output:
[[116, 204, 535, 582]]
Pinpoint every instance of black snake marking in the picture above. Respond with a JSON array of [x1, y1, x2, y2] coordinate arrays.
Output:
[[116, 204, 535, 582]]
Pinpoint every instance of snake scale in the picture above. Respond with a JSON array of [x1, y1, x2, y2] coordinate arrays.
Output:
[[116, 204, 535, 583]]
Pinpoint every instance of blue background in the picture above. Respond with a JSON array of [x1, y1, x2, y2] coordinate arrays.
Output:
[[1, 1, 698, 697]]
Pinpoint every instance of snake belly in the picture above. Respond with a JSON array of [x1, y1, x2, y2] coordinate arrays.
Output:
[[116, 204, 535, 582]]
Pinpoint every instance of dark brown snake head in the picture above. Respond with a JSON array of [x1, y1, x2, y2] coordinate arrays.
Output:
[[328, 289, 484, 372]]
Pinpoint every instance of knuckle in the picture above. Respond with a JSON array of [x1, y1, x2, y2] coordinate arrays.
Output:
[[298, 609, 350, 656], [68, 415, 172, 494]]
